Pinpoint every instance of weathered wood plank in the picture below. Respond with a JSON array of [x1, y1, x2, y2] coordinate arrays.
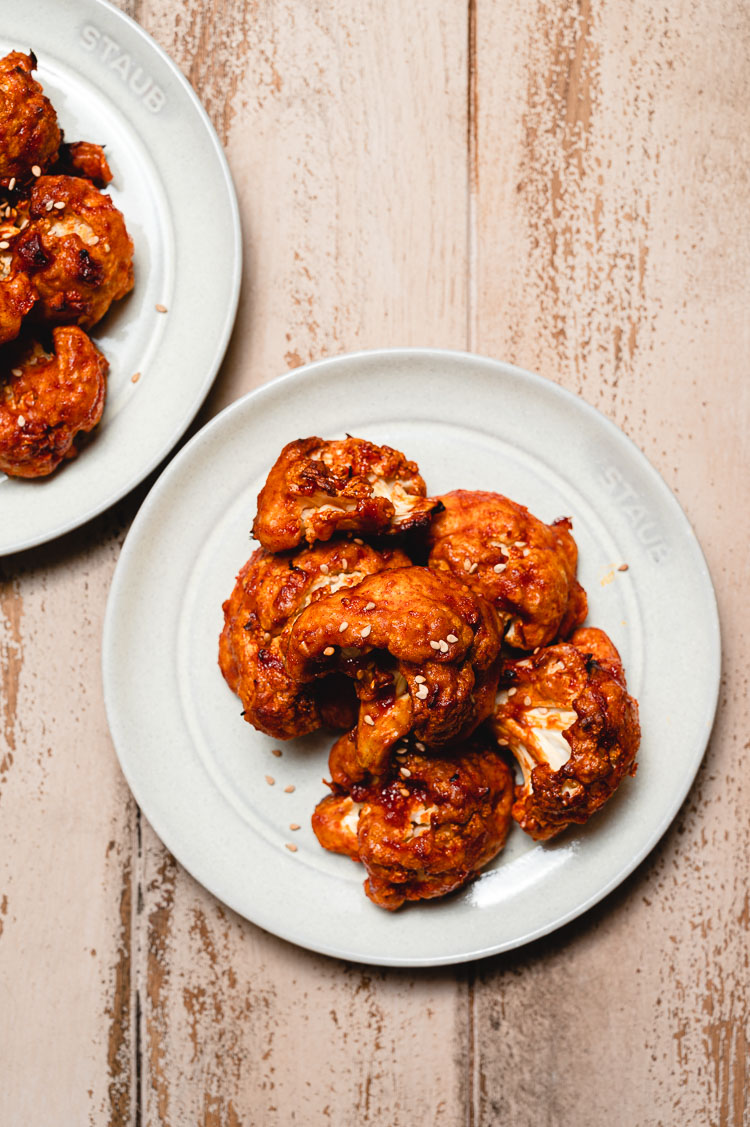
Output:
[[0, 508, 139, 1127], [472, 1, 749, 1124], [129, 2, 472, 1123]]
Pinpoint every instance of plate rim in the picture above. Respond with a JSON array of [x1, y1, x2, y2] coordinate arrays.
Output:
[[103, 346, 722, 966], [2, 0, 243, 555]]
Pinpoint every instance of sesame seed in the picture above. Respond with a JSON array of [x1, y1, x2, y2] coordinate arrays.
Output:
[[31, 165, 41, 177], [45, 201, 53, 211], [414, 675, 426, 684], [446, 634, 458, 643], [439, 640, 449, 653], [365, 601, 375, 611], [53, 201, 65, 210], [0, 241, 8, 250], [415, 742, 425, 751], [429, 640, 440, 650], [285, 843, 298, 852], [289, 823, 300, 831], [271, 748, 282, 758], [319, 563, 329, 574], [400, 767, 411, 777], [104, 242, 110, 252], [265, 775, 275, 785], [17, 415, 25, 427], [514, 541, 525, 548], [508, 687, 517, 697], [416, 685, 429, 700], [155, 303, 167, 313], [618, 563, 629, 572], [8, 178, 15, 191], [524, 696, 531, 706], [353, 538, 363, 545], [494, 563, 506, 573], [364, 715, 375, 726], [323, 645, 335, 656], [11, 368, 21, 377], [533, 647, 540, 654], [131, 371, 141, 383], [341, 559, 348, 570], [89, 236, 100, 246], [463, 559, 471, 572], [523, 548, 530, 557], [469, 562, 478, 574], [399, 788, 410, 797], [360, 625, 371, 638], [284, 785, 295, 793], [339, 621, 348, 632]]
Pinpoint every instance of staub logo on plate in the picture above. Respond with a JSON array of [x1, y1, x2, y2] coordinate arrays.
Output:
[[79, 25, 166, 113], [601, 465, 669, 562]]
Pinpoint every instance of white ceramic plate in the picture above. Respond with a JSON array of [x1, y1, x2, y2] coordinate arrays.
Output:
[[0, 0, 241, 554], [103, 349, 720, 966]]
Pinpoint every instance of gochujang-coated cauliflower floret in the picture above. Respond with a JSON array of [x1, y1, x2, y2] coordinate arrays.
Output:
[[219, 539, 411, 741], [0, 325, 107, 478], [252, 436, 442, 552], [491, 627, 640, 840], [13, 175, 134, 328], [428, 489, 588, 650], [0, 51, 61, 182], [285, 565, 503, 780], [313, 729, 515, 910]]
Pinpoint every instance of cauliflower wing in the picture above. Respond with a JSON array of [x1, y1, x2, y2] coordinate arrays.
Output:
[[0, 326, 107, 477], [312, 728, 514, 910], [0, 52, 60, 182], [219, 539, 411, 740], [428, 489, 588, 650], [491, 626, 640, 840], [285, 565, 503, 779], [14, 175, 134, 328], [252, 436, 441, 551]]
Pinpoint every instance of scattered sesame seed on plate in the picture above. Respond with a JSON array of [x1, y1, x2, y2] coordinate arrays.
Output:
[[618, 563, 629, 572], [289, 823, 300, 831], [285, 843, 298, 852], [131, 372, 141, 383], [284, 785, 295, 793], [155, 303, 167, 313], [271, 748, 282, 758], [265, 775, 275, 785]]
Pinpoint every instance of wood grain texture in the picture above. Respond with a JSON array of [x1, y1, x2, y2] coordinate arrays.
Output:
[[125, 1, 471, 1124], [1, 0, 748, 1123], [472, 1, 749, 1124]]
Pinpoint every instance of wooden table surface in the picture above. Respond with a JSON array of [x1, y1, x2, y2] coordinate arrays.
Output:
[[2, 1, 747, 1123]]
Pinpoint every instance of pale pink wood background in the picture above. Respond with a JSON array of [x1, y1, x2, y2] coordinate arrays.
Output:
[[1, 1, 748, 1123]]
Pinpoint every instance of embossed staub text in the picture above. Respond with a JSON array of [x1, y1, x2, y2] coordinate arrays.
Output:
[[600, 466, 670, 562], [80, 25, 166, 113]]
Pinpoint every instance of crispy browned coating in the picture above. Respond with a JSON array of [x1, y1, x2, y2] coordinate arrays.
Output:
[[252, 436, 441, 551], [53, 141, 113, 186], [428, 489, 588, 650], [491, 626, 640, 840], [312, 729, 515, 910], [0, 326, 107, 477], [0, 52, 60, 182], [285, 565, 503, 779], [219, 539, 411, 740], [14, 175, 134, 328]]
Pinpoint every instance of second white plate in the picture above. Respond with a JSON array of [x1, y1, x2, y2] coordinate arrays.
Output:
[[103, 349, 720, 966], [1, 0, 241, 554]]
